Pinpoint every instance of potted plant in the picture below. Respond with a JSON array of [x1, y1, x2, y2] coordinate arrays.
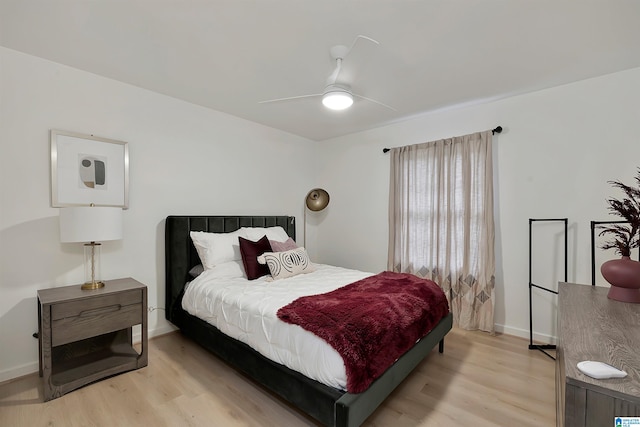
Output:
[[598, 168, 640, 303]]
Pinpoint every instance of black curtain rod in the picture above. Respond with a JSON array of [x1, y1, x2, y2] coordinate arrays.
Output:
[[382, 126, 503, 153]]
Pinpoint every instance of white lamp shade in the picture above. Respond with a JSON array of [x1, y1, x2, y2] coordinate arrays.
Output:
[[59, 206, 123, 243], [322, 90, 353, 110]]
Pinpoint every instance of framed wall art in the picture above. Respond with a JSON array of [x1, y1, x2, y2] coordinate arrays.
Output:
[[50, 130, 129, 209]]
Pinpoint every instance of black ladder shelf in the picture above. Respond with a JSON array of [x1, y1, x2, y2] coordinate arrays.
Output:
[[528, 218, 568, 360]]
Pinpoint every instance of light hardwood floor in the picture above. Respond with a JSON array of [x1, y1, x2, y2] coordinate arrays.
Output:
[[0, 328, 556, 426]]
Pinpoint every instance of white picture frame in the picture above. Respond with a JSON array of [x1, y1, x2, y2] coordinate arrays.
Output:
[[50, 130, 129, 209]]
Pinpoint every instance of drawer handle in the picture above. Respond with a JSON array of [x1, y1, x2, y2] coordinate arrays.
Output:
[[79, 304, 122, 317]]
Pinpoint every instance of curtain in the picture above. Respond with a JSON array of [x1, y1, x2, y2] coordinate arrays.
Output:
[[388, 131, 495, 333]]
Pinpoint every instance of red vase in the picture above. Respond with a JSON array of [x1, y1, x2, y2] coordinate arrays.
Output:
[[601, 256, 640, 303]]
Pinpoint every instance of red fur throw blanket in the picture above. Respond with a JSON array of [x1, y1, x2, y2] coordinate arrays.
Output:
[[277, 271, 449, 393]]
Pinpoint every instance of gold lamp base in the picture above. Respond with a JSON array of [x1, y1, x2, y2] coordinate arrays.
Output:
[[81, 281, 105, 290], [81, 241, 105, 290]]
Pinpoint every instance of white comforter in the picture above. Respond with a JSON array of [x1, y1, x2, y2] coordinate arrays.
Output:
[[181, 262, 373, 390]]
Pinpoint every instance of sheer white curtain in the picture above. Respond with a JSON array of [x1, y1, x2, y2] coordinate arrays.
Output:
[[388, 131, 495, 332]]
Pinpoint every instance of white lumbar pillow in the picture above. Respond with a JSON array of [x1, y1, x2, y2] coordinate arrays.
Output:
[[257, 247, 315, 280]]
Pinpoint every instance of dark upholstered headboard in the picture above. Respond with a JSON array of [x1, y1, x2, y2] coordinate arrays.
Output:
[[164, 215, 296, 326]]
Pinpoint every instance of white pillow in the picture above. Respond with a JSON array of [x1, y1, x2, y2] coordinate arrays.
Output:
[[205, 260, 246, 279], [242, 226, 290, 243], [190, 229, 247, 270], [257, 247, 315, 280]]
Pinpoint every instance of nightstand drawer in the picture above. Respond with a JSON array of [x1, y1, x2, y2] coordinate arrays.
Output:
[[51, 290, 142, 320], [51, 290, 143, 346]]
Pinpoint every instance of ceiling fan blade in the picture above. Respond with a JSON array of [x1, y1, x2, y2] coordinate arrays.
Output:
[[328, 35, 379, 85], [346, 35, 379, 58], [353, 93, 397, 111], [258, 93, 322, 104], [330, 35, 381, 87]]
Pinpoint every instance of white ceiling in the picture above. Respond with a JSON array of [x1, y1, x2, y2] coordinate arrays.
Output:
[[2, 1, 640, 141]]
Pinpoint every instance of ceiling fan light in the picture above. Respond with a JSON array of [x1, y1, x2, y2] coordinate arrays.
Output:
[[322, 90, 353, 110]]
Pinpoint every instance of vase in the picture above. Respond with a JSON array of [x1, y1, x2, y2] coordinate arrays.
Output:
[[601, 256, 640, 303]]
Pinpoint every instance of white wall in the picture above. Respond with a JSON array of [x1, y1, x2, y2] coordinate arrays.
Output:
[[0, 47, 315, 381], [314, 67, 640, 341]]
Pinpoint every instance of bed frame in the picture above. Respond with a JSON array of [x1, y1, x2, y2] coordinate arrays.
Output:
[[165, 215, 453, 427]]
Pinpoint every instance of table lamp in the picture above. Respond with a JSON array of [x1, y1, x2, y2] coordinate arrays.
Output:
[[59, 205, 123, 290]]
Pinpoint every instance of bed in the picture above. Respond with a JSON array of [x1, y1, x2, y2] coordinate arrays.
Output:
[[165, 215, 453, 427]]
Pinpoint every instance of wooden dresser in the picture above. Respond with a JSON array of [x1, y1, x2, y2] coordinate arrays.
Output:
[[557, 282, 640, 427]]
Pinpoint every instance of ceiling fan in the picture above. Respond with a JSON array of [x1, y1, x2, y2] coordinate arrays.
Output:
[[259, 35, 395, 111]]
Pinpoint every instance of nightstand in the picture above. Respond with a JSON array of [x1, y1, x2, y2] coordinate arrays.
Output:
[[37, 277, 148, 401]]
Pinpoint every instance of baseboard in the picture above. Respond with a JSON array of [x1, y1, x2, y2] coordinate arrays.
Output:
[[132, 323, 177, 344], [0, 323, 178, 384], [0, 361, 39, 384], [495, 323, 558, 346]]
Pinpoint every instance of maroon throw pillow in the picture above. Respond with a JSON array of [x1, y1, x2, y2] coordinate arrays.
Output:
[[239, 235, 273, 280]]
